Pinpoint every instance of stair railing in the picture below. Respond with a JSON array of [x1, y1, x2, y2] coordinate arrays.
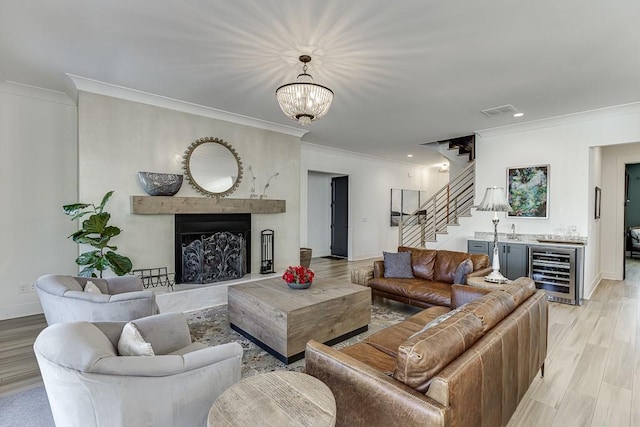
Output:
[[399, 162, 475, 247]]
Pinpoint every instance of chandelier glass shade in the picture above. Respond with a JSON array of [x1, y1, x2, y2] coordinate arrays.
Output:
[[275, 55, 334, 126]]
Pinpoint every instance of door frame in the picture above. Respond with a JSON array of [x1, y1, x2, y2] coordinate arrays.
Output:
[[301, 167, 352, 260]]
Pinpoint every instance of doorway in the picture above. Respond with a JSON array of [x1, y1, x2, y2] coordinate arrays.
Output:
[[331, 176, 348, 258], [306, 171, 349, 259], [624, 163, 640, 279]]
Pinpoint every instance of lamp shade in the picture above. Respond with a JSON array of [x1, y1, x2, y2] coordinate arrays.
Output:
[[477, 186, 513, 212]]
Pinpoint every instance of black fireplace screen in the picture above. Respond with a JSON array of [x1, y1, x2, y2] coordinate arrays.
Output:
[[181, 231, 246, 284], [175, 214, 251, 284]]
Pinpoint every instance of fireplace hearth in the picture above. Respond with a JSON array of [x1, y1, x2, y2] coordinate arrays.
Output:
[[175, 214, 251, 284]]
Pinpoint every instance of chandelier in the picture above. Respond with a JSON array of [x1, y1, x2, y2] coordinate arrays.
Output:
[[275, 55, 334, 126]]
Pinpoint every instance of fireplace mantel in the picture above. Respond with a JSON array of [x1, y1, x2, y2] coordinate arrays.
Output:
[[130, 196, 286, 215]]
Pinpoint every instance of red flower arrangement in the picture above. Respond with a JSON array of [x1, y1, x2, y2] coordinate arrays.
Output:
[[282, 265, 315, 284]]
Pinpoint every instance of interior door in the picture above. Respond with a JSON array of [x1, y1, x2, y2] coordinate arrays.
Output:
[[331, 176, 348, 258]]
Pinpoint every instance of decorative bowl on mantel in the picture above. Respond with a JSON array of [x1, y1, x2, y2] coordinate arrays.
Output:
[[138, 172, 183, 196]]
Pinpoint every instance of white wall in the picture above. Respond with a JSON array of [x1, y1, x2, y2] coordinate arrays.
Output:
[[456, 103, 640, 299], [0, 82, 78, 320], [300, 143, 449, 260], [77, 91, 301, 277]]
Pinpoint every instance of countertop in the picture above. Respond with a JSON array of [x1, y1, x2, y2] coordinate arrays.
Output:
[[472, 232, 587, 247]]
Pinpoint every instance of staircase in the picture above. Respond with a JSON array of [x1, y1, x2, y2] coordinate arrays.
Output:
[[399, 162, 475, 247]]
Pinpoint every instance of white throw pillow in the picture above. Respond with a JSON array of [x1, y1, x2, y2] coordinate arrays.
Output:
[[83, 280, 102, 294], [117, 322, 155, 356]]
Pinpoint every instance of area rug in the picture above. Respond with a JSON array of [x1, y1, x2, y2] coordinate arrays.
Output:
[[0, 301, 417, 426]]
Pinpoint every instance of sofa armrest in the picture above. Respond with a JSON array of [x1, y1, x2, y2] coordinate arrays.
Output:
[[373, 260, 385, 278], [183, 342, 243, 371], [450, 284, 492, 308], [305, 340, 448, 426], [467, 267, 493, 279]]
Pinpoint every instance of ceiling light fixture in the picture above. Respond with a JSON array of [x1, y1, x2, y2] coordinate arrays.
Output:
[[513, 112, 524, 118], [407, 154, 413, 158], [275, 55, 334, 126]]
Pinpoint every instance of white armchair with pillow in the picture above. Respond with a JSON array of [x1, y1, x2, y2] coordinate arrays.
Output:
[[34, 312, 243, 427], [35, 274, 158, 325]]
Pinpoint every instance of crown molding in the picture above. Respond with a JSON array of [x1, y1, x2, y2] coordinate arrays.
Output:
[[0, 81, 75, 106], [65, 74, 308, 138], [476, 101, 640, 138]]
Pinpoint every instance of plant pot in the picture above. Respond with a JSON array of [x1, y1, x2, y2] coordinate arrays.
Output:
[[287, 281, 312, 290]]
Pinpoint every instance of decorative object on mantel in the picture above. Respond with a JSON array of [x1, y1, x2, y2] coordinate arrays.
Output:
[[183, 137, 243, 198], [261, 172, 279, 199], [275, 55, 334, 126], [247, 165, 280, 199], [62, 191, 133, 277], [476, 186, 513, 284], [260, 229, 275, 274], [138, 171, 183, 196], [507, 164, 549, 218], [282, 265, 315, 289]]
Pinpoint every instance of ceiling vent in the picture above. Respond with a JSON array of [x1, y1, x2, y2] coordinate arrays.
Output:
[[480, 104, 517, 118]]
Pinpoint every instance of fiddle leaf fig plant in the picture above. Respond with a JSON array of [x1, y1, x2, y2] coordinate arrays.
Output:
[[62, 191, 133, 278]]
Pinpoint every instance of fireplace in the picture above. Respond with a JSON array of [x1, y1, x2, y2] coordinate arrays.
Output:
[[175, 214, 251, 284]]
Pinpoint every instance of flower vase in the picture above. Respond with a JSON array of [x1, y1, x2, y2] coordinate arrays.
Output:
[[287, 281, 312, 290]]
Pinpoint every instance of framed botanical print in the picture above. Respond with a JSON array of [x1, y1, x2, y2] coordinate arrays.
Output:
[[507, 164, 549, 218]]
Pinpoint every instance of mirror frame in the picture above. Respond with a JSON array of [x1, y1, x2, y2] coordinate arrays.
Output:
[[182, 137, 243, 198]]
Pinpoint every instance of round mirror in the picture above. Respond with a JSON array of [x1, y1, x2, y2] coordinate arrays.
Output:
[[183, 137, 243, 198]]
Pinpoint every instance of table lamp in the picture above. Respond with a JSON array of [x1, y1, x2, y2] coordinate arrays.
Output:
[[476, 186, 513, 283]]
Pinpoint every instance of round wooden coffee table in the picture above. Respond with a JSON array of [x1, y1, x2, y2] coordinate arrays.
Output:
[[208, 371, 336, 426]]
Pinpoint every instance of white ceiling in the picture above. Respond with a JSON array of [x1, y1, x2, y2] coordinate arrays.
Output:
[[2, 0, 640, 166]]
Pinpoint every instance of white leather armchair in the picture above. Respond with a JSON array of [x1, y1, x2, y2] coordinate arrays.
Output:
[[35, 274, 158, 325], [34, 312, 243, 427]]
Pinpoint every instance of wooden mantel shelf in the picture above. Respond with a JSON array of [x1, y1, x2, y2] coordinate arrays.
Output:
[[130, 196, 286, 215]]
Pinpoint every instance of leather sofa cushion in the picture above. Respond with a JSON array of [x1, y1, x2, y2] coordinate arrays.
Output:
[[461, 291, 517, 332], [364, 321, 423, 357], [404, 306, 452, 326], [501, 277, 536, 306], [398, 246, 436, 280], [450, 284, 492, 309], [470, 253, 490, 270], [340, 342, 397, 375], [433, 250, 472, 283], [368, 278, 451, 307], [395, 311, 484, 390]]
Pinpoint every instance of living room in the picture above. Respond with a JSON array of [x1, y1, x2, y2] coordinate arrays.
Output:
[[2, 1, 640, 426]]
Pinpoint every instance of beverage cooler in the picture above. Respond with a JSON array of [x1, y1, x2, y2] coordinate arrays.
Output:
[[528, 245, 584, 305]]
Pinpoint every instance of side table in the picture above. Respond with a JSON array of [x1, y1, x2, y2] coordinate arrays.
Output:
[[208, 371, 336, 426], [466, 276, 512, 290]]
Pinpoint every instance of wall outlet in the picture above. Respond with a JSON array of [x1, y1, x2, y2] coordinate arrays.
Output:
[[19, 283, 35, 294]]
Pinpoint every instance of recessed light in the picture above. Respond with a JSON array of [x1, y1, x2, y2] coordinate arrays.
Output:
[[513, 112, 524, 118], [407, 154, 413, 158]]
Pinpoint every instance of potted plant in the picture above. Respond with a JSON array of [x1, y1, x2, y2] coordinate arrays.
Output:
[[62, 191, 133, 277]]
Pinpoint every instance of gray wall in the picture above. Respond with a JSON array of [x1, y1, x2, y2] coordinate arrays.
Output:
[[77, 91, 301, 277]]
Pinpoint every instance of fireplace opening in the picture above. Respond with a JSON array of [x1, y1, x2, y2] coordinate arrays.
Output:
[[175, 214, 251, 284]]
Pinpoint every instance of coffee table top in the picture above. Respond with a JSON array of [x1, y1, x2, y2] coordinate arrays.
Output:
[[228, 277, 369, 312], [208, 371, 336, 426]]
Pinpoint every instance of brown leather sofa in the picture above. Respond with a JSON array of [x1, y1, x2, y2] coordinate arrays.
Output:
[[369, 246, 493, 308], [306, 278, 547, 427]]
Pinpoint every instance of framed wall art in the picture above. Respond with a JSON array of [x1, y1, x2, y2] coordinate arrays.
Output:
[[506, 164, 549, 218]]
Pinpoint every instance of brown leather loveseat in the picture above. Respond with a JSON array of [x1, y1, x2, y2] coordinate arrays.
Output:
[[306, 278, 547, 427], [368, 246, 492, 308]]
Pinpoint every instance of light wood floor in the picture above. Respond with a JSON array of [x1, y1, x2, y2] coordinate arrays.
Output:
[[2, 256, 639, 427]]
